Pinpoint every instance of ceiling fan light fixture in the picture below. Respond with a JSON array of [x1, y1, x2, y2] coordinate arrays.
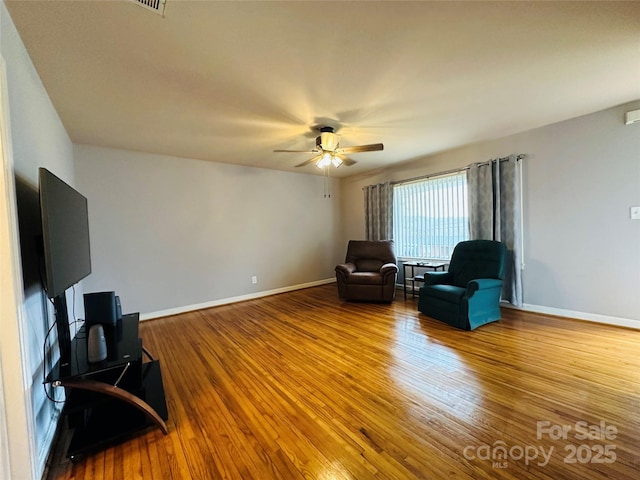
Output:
[[316, 152, 333, 169], [320, 131, 340, 151], [331, 156, 342, 168]]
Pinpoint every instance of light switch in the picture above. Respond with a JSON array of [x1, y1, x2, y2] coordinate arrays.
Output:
[[631, 206, 640, 220]]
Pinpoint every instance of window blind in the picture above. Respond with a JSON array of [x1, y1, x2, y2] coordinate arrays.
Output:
[[393, 172, 468, 259]]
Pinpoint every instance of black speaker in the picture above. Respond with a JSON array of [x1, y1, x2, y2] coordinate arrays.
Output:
[[84, 291, 118, 326], [115, 295, 122, 321]]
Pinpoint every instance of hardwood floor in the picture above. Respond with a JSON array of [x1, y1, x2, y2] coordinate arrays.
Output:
[[45, 285, 640, 479]]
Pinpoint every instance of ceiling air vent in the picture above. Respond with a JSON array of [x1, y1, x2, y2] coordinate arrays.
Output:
[[130, 0, 166, 16]]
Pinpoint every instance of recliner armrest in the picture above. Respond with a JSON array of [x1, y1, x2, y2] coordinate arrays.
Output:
[[466, 278, 503, 296], [380, 263, 398, 275], [335, 263, 357, 275], [423, 271, 453, 286]]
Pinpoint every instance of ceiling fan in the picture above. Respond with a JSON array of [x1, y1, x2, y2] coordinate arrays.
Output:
[[274, 126, 384, 169]]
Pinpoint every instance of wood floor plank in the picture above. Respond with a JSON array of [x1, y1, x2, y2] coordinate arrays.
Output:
[[45, 285, 640, 479]]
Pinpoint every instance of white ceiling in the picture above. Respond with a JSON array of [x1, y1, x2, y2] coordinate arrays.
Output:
[[5, 0, 640, 177]]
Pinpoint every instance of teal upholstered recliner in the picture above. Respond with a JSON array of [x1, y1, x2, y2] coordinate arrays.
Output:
[[418, 240, 507, 330]]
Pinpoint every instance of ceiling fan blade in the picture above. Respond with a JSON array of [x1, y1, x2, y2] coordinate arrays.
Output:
[[274, 149, 320, 153], [336, 143, 384, 155], [331, 155, 357, 167], [295, 154, 322, 168]]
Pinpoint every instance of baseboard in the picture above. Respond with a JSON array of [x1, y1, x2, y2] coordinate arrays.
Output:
[[141, 282, 640, 330], [504, 302, 640, 330], [140, 278, 336, 321]]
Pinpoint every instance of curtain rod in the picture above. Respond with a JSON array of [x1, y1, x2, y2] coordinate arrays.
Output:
[[390, 154, 525, 186]]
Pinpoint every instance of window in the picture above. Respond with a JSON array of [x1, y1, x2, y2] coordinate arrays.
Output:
[[393, 172, 468, 260]]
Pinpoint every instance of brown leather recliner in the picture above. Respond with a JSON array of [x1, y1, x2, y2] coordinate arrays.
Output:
[[335, 240, 398, 302]]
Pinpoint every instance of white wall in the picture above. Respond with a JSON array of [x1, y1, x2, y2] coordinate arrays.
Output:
[[1, 1, 77, 478], [74, 145, 343, 317], [341, 101, 640, 326]]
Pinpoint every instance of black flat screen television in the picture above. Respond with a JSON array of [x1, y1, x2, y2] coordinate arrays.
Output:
[[39, 167, 92, 372]]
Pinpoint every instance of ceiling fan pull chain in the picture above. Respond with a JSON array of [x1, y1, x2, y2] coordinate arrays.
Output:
[[324, 168, 328, 198], [324, 166, 331, 198]]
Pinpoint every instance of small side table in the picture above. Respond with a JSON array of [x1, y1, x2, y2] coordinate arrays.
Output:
[[403, 261, 447, 299]]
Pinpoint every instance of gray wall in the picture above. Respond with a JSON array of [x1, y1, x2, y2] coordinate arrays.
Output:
[[1, 1, 76, 478], [341, 101, 640, 325], [74, 144, 343, 316]]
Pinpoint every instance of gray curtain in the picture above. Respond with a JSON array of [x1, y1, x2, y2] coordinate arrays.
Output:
[[467, 155, 523, 307], [363, 182, 393, 241]]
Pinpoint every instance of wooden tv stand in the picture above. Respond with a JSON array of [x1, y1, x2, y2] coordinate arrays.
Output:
[[46, 313, 168, 461]]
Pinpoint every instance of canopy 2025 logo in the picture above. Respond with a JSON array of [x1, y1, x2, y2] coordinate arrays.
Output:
[[463, 420, 617, 469]]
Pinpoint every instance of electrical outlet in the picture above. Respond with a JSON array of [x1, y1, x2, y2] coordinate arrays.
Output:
[[251, 276, 258, 284], [631, 206, 640, 220]]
